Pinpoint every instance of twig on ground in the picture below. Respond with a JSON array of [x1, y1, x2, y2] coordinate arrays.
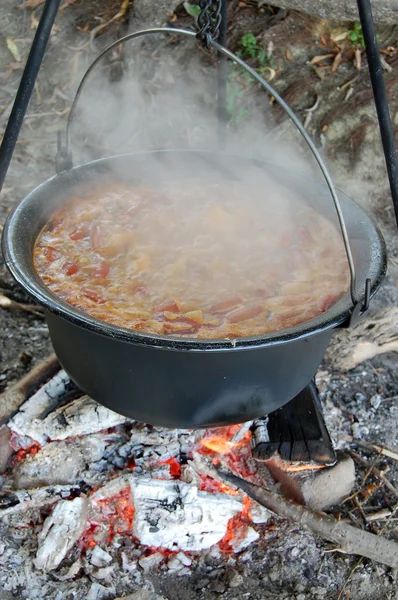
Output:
[[0, 293, 43, 317], [90, 0, 131, 48], [349, 451, 398, 500], [216, 468, 398, 569], [366, 509, 393, 522], [354, 439, 398, 462], [0, 354, 59, 426], [336, 558, 364, 600]]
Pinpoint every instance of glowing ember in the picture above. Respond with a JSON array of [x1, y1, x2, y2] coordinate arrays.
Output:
[[266, 457, 327, 473], [80, 487, 135, 550], [219, 496, 253, 553], [199, 424, 251, 455], [159, 456, 182, 478], [199, 474, 239, 495], [14, 442, 41, 463]]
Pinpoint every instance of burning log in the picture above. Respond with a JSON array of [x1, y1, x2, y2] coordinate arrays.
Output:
[[217, 469, 398, 570], [9, 388, 130, 446], [325, 307, 398, 371], [13, 434, 112, 488], [130, 477, 243, 552], [35, 497, 89, 571], [8, 368, 71, 442], [0, 354, 59, 425]]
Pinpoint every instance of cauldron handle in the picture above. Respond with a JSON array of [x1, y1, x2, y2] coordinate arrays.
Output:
[[58, 26, 367, 325]]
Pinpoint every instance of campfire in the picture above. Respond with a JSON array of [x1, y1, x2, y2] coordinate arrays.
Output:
[[0, 359, 354, 578]]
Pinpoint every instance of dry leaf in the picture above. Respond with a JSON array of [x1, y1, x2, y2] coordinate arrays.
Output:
[[380, 56, 393, 73], [21, 0, 44, 8], [310, 53, 334, 64], [6, 38, 21, 62], [31, 10, 60, 35], [30, 11, 39, 29], [332, 52, 343, 72], [331, 31, 349, 43], [319, 34, 328, 47], [60, 0, 78, 9], [263, 67, 276, 81], [338, 75, 358, 91], [355, 48, 362, 71]]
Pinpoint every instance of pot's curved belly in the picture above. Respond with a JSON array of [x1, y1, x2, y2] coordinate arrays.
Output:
[[45, 311, 333, 428]]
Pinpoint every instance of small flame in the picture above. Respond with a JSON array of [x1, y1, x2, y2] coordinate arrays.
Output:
[[282, 463, 327, 473], [219, 496, 253, 553], [201, 436, 236, 454], [199, 424, 251, 455]]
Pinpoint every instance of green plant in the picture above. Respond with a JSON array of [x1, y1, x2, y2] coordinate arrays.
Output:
[[347, 22, 365, 49], [183, 3, 201, 18], [237, 32, 266, 66]]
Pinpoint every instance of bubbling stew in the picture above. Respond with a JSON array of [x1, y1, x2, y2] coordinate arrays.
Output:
[[34, 178, 350, 339]]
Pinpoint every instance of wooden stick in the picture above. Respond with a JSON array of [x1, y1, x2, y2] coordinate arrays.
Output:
[[0, 354, 59, 425], [325, 307, 398, 371], [353, 439, 398, 462], [0, 293, 44, 317], [217, 468, 398, 569], [349, 451, 398, 499], [366, 508, 393, 522]]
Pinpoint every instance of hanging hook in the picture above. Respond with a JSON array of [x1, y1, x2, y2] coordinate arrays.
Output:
[[196, 0, 223, 49]]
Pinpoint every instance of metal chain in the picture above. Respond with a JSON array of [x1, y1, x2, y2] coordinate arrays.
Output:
[[197, 0, 223, 47]]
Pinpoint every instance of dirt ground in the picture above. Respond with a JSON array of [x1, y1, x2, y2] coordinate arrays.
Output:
[[0, 1, 398, 599]]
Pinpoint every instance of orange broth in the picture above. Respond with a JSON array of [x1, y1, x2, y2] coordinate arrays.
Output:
[[33, 181, 349, 338]]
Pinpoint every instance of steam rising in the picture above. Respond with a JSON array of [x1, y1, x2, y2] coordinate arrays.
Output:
[[33, 31, 352, 337]]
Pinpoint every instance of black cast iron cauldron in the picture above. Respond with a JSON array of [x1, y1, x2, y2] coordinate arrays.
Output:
[[1, 150, 387, 428]]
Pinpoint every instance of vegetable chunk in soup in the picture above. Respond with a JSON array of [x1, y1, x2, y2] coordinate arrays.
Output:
[[34, 180, 349, 339]]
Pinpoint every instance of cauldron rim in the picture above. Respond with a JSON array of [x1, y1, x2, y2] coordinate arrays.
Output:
[[1, 150, 387, 352]]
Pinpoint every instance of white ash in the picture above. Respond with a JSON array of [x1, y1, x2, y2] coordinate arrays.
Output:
[[167, 555, 191, 575], [229, 526, 260, 553], [175, 551, 192, 566], [91, 565, 115, 580], [130, 476, 243, 552], [121, 551, 138, 573], [118, 426, 191, 469], [9, 387, 130, 447], [53, 558, 83, 581], [12, 434, 110, 488], [91, 473, 132, 501], [86, 582, 113, 600], [0, 484, 81, 518], [8, 370, 70, 437], [249, 503, 272, 524], [138, 552, 164, 572], [89, 546, 113, 568], [35, 496, 89, 572]]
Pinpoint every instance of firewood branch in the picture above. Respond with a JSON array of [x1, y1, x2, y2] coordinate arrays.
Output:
[[0, 354, 59, 426], [217, 469, 398, 570], [0, 292, 43, 317], [325, 307, 398, 371]]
